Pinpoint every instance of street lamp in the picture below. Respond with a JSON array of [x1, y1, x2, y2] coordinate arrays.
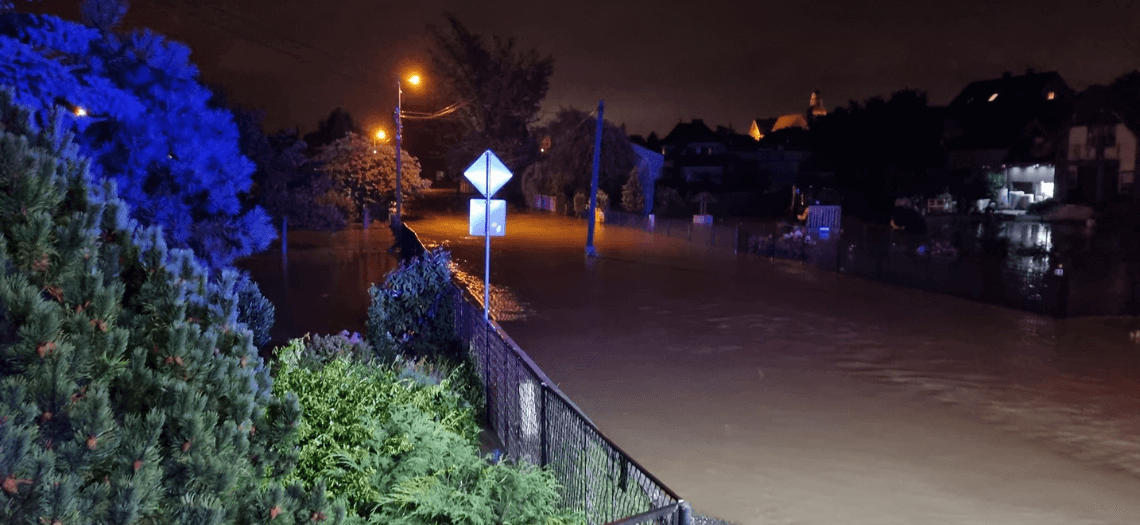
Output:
[[394, 72, 421, 229], [375, 129, 387, 141]]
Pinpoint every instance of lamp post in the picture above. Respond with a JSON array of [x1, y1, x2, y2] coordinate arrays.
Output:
[[393, 73, 421, 229]]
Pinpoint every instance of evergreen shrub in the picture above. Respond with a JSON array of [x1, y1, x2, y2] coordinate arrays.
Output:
[[0, 90, 341, 524]]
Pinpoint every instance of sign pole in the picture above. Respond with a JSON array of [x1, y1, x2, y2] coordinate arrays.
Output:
[[484, 151, 492, 320]]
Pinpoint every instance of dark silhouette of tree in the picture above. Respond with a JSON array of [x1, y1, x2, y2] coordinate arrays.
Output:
[[304, 107, 362, 152], [428, 15, 553, 179], [521, 108, 636, 209], [810, 89, 945, 219]]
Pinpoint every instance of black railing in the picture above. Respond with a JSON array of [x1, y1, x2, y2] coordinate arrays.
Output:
[[399, 223, 691, 525]]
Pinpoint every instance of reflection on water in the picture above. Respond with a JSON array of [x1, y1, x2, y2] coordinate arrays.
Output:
[[450, 264, 533, 322], [237, 228, 400, 349]]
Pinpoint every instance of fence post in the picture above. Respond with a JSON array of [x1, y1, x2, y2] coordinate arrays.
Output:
[[678, 500, 692, 525], [539, 383, 548, 467]]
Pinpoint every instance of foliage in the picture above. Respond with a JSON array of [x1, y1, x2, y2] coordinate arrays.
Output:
[[0, 10, 276, 270], [523, 108, 636, 205], [304, 107, 362, 152], [316, 132, 429, 222], [810, 89, 946, 216], [343, 404, 585, 525], [653, 186, 686, 217], [230, 105, 345, 231], [621, 169, 646, 214], [572, 191, 588, 218], [273, 344, 481, 518], [366, 248, 457, 364], [235, 271, 275, 348], [0, 91, 341, 525], [428, 15, 553, 181], [282, 331, 375, 370]]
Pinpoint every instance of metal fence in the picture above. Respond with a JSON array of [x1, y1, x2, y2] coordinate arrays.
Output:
[[399, 223, 691, 525], [602, 210, 740, 253], [592, 213, 1085, 318]]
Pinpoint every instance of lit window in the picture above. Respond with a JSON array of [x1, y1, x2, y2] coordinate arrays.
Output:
[[988, 93, 999, 102], [1047, 91, 1055, 100]]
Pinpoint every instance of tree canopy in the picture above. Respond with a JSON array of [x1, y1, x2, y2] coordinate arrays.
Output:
[[0, 7, 274, 269], [428, 15, 553, 177], [521, 107, 636, 207], [316, 132, 429, 221]]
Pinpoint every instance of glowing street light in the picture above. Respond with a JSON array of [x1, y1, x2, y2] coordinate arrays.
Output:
[[394, 71, 422, 229], [74, 106, 88, 117], [375, 129, 387, 141]]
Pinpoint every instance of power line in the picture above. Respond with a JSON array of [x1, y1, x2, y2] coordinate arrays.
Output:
[[151, 0, 384, 89]]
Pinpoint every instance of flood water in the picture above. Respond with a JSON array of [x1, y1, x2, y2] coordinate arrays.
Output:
[[240, 209, 1140, 525]]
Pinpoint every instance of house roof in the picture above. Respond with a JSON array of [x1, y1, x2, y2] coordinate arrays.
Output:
[[948, 70, 1072, 109], [751, 118, 778, 135], [661, 119, 721, 146], [944, 71, 1074, 152], [772, 114, 809, 131]]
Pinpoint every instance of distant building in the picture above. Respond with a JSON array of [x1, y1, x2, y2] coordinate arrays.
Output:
[[943, 69, 1074, 208], [1056, 85, 1140, 204], [749, 91, 825, 140], [660, 119, 733, 183]]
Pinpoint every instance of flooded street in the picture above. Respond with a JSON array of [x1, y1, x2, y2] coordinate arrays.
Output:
[[406, 210, 1140, 525], [237, 227, 400, 349]]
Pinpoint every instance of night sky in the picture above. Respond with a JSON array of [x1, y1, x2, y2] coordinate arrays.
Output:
[[25, 0, 1140, 137]]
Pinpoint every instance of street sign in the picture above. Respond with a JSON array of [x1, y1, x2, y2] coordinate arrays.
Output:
[[463, 150, 512, 198], [469, 199, 506, 237]]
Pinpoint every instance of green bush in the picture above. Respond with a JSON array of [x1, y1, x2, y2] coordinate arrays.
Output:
[[287, 331, 376, 369], [0, 90, 341, 524], [366, 248, 458, 364], [236, 270, 275, 347], [338, 404, 585, 525], [273, 341, 480, 515]]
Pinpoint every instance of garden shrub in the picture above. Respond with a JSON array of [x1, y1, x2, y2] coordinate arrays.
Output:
[[338, 404, 585, 525], [366, 248, 458, 364], [273, 341, 480, 515], [0, 90, 341, 524], [235, 270, 275, 347], [287, 331, 375, 369]]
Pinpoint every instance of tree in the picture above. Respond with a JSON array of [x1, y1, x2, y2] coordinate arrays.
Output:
[[522, 108, 637, 207], [0, 91, 343, 525], [0, 7, 275, 270], [428, 15, 553, 178], [621, 169, 645, 214], [303, 107, 362, 152], [809, 89, 946, 219], [316, 132, 429, 222], [226, 103, 346, 231]]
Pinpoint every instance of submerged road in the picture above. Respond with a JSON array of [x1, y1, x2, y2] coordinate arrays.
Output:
[[409, 210, 1140, 525]]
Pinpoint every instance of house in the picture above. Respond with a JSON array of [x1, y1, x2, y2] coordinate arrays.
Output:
[[943, 69, 1074, 209], [1056, 85, 1140, 204], [660, 119, 734, 184], [748, 90, 827, 140]]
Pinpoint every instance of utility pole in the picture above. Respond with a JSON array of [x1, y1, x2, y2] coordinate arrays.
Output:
[[585, 100, 604, 257], [394, 80, 404, 229]]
